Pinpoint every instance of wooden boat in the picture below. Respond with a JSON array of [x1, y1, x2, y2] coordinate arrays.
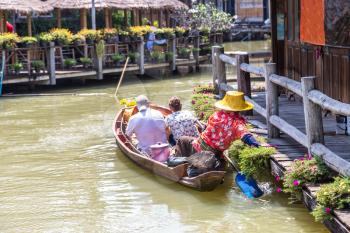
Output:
[[113, 104, 227, 191]]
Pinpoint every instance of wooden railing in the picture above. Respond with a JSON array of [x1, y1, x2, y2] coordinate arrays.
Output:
[[1, 34, 221, 86], [212, 45, 350, 177]]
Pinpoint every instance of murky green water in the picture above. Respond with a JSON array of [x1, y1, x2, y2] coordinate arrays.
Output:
[[0, 41, 327, 233]]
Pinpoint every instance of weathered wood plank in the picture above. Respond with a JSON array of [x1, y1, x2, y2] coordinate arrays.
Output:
[[219, 54, 236, 66], [308, 90, 350, 116], [270, 74, 303, 96], [240, 63, 265, 76]]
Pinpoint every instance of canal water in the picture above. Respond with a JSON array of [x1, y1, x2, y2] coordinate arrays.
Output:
[[0, 41, 328, 232]]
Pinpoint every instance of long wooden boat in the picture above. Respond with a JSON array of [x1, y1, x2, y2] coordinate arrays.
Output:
[[113, 105, 227, 191]]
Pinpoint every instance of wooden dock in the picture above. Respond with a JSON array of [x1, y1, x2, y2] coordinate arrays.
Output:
[[245, 93, 350, 233], [212, 45, 350, 233]]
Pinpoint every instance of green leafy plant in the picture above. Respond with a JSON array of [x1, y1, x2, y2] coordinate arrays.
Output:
[[312, 177, 350, 222], [227, 137, 276, 178], [38, 33, 54, 46], [0, 33, 20, 49], [64, 58, 77, 68], [178, 47, 192, 59], [31, 60, 45, 72], [165, 52, 174, 62], [19, 36, 37, 47], [128, 52, 139, 63], [11, 62, 23, 74], [192, 48, 201, 53], [282, 156, 331, 201], [49, 28, 73, 45], [175, 26, 186, 37], [71, 34, 85, 45], [78, 29, 101, 44], [79, 57, 92, 68], [111, 53, 125, 63], [95, 40, 105, 58], [191, 84, 216, 121], [150, 51, 165, 63]]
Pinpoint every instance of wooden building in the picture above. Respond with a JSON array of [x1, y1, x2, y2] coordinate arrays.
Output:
[[270, 0, 350, 103], [182, 0, 270, 21]]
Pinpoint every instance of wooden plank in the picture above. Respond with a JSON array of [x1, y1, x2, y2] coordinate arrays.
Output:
[[269, 74, 303, 96], [308, 90, 350, 116]]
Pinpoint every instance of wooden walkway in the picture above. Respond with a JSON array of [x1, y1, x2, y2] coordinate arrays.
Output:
[[248, 92, 350, 233], [3, 56, 208, 85]]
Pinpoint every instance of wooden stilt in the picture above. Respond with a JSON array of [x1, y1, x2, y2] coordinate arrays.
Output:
[[124, 10, 128, 27], [80, 9, 87, 29], [56, 8, 62, 28], [158, 10, 162, 27], [3, 11, 7, 32], [150, 9, 153, 25], [165, 10, 170, 27], [27, 14, 32, 36], [0, 10, 4, 33], [104, 8, 110, 28], [131, 10, 135, 26], [139, 9, 143, 25]]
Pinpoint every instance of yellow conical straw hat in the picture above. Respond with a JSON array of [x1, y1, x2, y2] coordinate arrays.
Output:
[[215, 91, 254, 112]]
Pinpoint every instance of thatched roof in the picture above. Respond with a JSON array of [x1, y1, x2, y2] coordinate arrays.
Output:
[[48, 0, 107, 9], [49, 0, 188, 10], [0, 0, 53, 13]]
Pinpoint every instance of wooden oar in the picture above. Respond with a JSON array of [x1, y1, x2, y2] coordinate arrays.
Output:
[[223, 153, 263, 199], [114, 57, 130, 101]]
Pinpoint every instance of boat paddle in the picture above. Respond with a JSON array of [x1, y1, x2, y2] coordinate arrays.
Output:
[[223, 153, 263, 199], [114, 57, 130, 101]]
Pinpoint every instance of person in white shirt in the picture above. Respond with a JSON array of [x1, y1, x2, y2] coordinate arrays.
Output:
[[126, 95, 167, 154]]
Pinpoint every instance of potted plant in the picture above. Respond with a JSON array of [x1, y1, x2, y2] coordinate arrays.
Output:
[[199, 27, 210, 36], [155, 28, 165, 40], [63, 58, 77, 69], [78, 29, 100, 44], [38, 33, 54, 47], [103, 28, 118, 44], [175, 27, 186, 38], [118, 30, 129, 43], [178, 47, 192, 59], [71, 34, 85, 46], [50, 28, 73, 46], [162, 28, 175, 39], [18, 36, 37, 48], [11, 62, 23, 75], [165, 52, 174, 62], [111, 53, 125, 66], [0, 33, 20, 50], [150, 51, 165, 63], [128, 52, 140, 64], [79, 57, 92, 68], [200, 46, 211, 56], [31, 60, 45, 73]]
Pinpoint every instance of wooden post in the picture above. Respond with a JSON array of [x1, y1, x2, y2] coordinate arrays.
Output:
[[3, 11, 7, 32], [236, 52, 251, 98], [104, 8, 110, 28], [137, 37, 145, 75], [27, 14, 32, 36], [56, 8, 62, 28], [265, 63, 280, 138], [46, 42, 56, 85], [165, 10, 170, 27], [169, 36, 176, 72], [131, 10, 135, 26], [193, 36, 200, 71], [80, 9, 87, 29], [212, 46, 226, 97], [301, 76, 324, 152], [150, 9, 153, 24], [158, 10, 162, 27], [139, 9, 143, 25], [0, 10, 4, 33], [124, 10, 128, 27]]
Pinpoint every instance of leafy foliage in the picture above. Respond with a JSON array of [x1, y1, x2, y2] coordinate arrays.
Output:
[[283, 156, 331, 200], [312, 177, 350, 222], [0, 33, 20, 49], [228, 137, 275, 178]]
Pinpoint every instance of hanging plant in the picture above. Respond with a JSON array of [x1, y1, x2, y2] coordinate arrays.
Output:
[[312, 177, 350, 222]]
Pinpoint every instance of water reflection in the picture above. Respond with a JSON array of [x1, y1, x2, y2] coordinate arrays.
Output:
[[0, 42, 328, 233]]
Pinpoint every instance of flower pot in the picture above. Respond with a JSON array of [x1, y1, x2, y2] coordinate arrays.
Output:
[[106, 36, 118, 44], [85, 38, 94, 45]]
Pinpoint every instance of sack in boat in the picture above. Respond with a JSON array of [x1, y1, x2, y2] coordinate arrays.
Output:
[[187, 151, 221, 177], [123, 107, 137, 123], [167, 156, 188, 167], [150, 142, 171, 162]]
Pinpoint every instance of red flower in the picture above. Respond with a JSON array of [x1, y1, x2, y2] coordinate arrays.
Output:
[[293, 180, 299, 186]]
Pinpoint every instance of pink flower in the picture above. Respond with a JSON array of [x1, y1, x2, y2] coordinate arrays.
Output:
[[200, 112, 204, 118], [325, 207, 331, 214], [276, 187, 282, 193], [275, 176, 281, 182], [293, 180, 299, 186], [192, 100, 196, 105]]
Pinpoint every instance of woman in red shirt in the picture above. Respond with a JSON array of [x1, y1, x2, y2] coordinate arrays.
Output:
[[176, 91, 260, 157]]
